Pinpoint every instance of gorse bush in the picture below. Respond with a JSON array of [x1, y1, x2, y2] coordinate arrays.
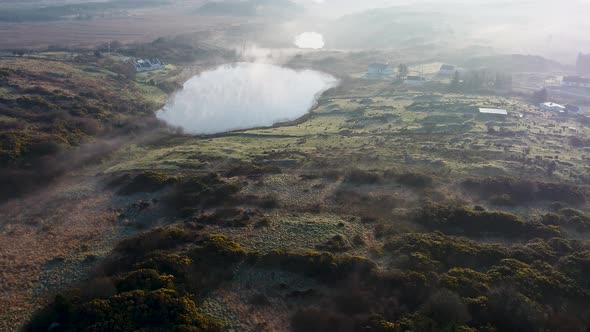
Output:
[[117, 171, 176, 195], [27, 224, 590, 332], [463, 177, 587, 205]]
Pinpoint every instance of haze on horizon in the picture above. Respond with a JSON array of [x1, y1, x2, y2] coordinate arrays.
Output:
[[287, 0, 590, 63]]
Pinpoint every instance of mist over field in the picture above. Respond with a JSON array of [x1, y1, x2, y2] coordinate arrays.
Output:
[[5, 0, 590, 331], [156, 62, 338, 134], [289, 0, 590, 62]]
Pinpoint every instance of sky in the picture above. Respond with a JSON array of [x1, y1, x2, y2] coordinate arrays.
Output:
[[283, 0, 590, 62], [295, 0, 590, 16]]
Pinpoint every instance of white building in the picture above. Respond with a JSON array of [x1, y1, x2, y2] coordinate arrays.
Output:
[[127, 58, 165, 72], [561, 76, 590, 89], [540, 102, 566, 112], [479, 108, 508, 116]]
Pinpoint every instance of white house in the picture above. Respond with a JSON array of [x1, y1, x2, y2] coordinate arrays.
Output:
[[540, 102, 566, 112], [127, 58, 165, 72], [439, 64, 456, 76], [561, 76, 590, 89], [479, 108, 508, 116], [367, 63, 393, 77]]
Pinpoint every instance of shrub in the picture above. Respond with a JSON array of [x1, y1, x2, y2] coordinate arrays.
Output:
[[316, 234, 352, 252], [343, 168, 382, 185], [463, 177, 587, 205], [394, 171, 434, 188], [363, 315, 397, 331], [385, 232, 508, 270], [135, 252, 193, 277], [27, 288, 221, 332], [487, 259, 579, 301], [421, 290, 470, 325], [187, 234, 248, 268], [489, 194, 515, 206], [440, 268, 491, 298], [291, 308, 353, 332], [416, 204, 523, 234], [487, 288, 545, 331], [188, 208, 262, 227], [114, 226, 192, 256], [75, 289, 213, 331], [117, 171, 176, 195], [225, 163, 281, 178], [167, 174, 242, 215], [115, 269, 174, 293], [414, 204, 557, 239], [259, 250, 377, 282]]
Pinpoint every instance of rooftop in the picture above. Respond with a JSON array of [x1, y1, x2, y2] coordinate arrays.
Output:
[[541, 102, 564, 107], [479, 108, 508, 115]]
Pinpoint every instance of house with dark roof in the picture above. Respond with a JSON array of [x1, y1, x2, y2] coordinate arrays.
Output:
[[561, 76, 590, 89], [404, 75, 427, 85], [439, 64, 456, 76], [127, 58, 165, 73]]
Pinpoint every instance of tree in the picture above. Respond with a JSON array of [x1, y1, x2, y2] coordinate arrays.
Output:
[[449, 71, 461, 92], [532, 88, 548, 104], [398, 64, 409, 79]]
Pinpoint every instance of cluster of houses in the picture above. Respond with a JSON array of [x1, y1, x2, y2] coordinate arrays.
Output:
[[476, 102, 582, 120], [366, 63, 458, 82], [366, 61, 587, 116], [540, 102, 581, 113], [126, 57, 165, 72], [561, 76, 590, 89]]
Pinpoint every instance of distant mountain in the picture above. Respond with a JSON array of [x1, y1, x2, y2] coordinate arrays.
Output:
[[460, 55, 568, 73], [197, 0, 303, 17], [322, 7, 458, 49], [0, 0, 168, 22]]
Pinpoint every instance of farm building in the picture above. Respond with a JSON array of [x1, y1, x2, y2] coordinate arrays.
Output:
[[479, 108, 508, 116], [127, 58, 165, 72], [561, 76, 590, 89], [540, 102, 566, 112], [439, 64, 456, 76], [367, 63, 393, 78]]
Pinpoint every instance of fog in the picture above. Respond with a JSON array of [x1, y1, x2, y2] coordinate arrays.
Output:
[[156, 62, 338, 135], [275, 0, 590, 62], [294, 32, 324, 49]]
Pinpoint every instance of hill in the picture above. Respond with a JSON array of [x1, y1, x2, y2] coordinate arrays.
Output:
[[0, 0, 169, 22], [197, 0, 303, 18], [460, 54, 568, 73], [0, 55, 167, 200]]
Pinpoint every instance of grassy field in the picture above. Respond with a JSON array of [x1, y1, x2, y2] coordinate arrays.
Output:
[[106, 89, 590, 183], [72, 76, 590, 330], [4, 51, 590, 331]]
